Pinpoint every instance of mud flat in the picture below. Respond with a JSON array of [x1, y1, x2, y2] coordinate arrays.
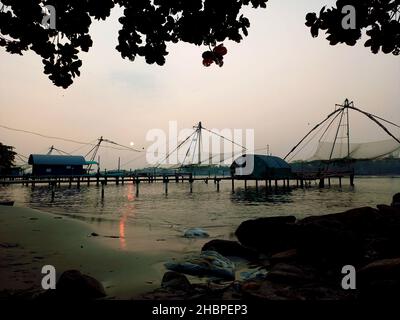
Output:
[[0, 205, 172, 299]]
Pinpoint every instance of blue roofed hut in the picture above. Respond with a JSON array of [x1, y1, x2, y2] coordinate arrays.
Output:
[[28, 154, 88, 176], [230, 154, 292, 180]]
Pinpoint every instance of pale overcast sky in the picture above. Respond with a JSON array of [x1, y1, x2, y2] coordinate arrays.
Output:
[[1, 0, 399, 169]]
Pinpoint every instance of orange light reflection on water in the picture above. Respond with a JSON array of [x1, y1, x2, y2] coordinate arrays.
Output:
[[119, 215, 127, 250], [119, 184, 136, 250]]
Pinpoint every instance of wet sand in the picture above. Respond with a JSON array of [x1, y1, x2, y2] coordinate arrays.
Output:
[[0, 205, 186, 299]]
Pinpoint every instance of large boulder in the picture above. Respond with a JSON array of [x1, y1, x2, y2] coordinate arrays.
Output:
[[359, 257, 400, 300], [55, 270, 106, 299], [391, 193, 400, 208], [299, 207, 381, 238], [377, 204, 400, 217], [359, 257, 400, 280], [295, 204, 400, 266], [294, 207, 383, 265], [202, 239, 258, 260], [367, 205, 400, 259], [364, 236, 400, 261], [235, 216, 297, 254], [375, 205, 400, 235], [296, 214, 362, 265]]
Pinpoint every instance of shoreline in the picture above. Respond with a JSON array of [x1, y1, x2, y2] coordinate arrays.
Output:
[[0, 205, 175, 299]]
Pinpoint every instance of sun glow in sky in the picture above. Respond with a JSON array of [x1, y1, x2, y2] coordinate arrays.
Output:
[[1, 0, 399, 169]]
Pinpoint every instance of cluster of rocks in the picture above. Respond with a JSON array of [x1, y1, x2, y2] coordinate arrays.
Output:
[[143, 193, 400, 300]]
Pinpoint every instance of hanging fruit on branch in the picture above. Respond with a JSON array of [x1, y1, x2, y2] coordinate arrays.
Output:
[[202, 44, 228, 68]]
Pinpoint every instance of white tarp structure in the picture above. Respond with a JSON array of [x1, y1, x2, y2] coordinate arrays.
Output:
[[284, 100, 400, 163], [309, 138, 400, 161]]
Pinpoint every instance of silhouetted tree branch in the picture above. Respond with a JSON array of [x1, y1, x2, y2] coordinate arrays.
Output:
[[0, 142, 16, 172], [1, 1, 398, 90], [306, 0, 400, 55], [0, 0, 268, 88]]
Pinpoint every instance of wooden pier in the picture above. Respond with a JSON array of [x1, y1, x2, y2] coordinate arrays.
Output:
[[0, 169, 356, 199]]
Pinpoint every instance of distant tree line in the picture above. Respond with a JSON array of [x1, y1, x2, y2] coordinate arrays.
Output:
[[0, 142, 16, 174]]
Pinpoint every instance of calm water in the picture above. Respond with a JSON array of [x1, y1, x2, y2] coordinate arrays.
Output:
[[1, 177, 399, 252]]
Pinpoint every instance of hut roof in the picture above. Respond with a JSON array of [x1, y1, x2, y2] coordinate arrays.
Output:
[[231, 154, 291, 169], [28, 154, 87, 166], [255, 155, 291, 169], [231, 154, 292, 179]]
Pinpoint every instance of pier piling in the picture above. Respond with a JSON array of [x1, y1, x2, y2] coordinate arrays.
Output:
[[51, 183, 55, 202], [164, 177, 169, 195], [135, 179, 140, 197], [189, 177, 194, 193], [350, 174, 355, 187]]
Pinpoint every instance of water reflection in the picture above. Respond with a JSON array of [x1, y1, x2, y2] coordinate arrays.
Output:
[[0, 178, 398, 234], [119, 185, 137, 250], [119, 214, 127, 250], [126, 184, 135, 202], [231, 187, 293, 205]]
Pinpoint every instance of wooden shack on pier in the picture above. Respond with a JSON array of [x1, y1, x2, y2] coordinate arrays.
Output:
[[230, 154, 292, 180], [28, 154, 87, 176]]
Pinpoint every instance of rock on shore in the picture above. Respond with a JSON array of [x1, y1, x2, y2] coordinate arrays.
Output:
[[143, 193, 400, 300], [38, 270, 106, 300]]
